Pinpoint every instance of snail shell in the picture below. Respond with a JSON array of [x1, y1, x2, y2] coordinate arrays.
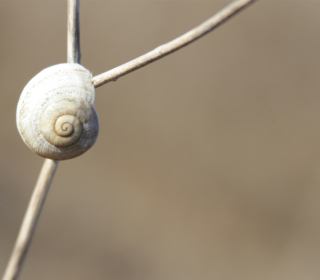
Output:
[[16, 63, 99, 160]]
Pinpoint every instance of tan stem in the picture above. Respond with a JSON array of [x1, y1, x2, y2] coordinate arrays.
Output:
[[92, 0, 257, 88], [68, 0, 81, 64], [1, 160, 59, 280], [2, 0, 257, 278], [2, 1, 81, 279]]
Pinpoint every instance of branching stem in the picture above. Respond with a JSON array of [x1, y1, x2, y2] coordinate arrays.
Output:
[[2, 0, 257, 279]]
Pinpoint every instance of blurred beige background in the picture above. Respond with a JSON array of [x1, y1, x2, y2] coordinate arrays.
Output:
[[1, 0, 320, 279]]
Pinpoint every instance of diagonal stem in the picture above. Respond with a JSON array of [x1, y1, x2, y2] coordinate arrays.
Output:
[[1, 160, 59, 280], [92, 0, 257, 88]]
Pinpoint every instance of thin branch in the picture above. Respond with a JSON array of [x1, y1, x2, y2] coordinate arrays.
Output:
[[2, 1, 81, 280], [3, 0, 256, 278], [1, 160, 59, 280], [68, 0, 81, 64], [92, 0, 257, 88]]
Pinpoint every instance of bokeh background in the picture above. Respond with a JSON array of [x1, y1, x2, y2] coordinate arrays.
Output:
[[1, 0, 320, 279]]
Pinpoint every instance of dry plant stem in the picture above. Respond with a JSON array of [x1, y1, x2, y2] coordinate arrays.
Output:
[[2, 0, 255, 278], [92, 0, 257, 88], [68, 0, 81, 64], [1, 160, 59, 280], [2, 1, 81, 280]]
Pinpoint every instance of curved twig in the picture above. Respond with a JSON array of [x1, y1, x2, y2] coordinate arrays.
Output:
[[92, 0, 257, 88]]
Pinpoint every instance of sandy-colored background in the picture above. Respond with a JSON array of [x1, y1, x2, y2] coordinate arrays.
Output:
[[1, 1, 320, 279]]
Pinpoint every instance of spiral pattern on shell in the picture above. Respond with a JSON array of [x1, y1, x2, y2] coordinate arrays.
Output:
[[16, 63, 99, 160]]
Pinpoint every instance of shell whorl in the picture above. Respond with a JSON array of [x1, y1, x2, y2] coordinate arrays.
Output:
[[16, 63, 99, 160]]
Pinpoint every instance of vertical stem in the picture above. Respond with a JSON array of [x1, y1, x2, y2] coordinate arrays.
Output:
[[2, 2, 81, 280], [1, 160, 59, 280], [68, 0, 81, 63]]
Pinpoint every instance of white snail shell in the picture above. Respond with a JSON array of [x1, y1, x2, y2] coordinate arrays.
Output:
[[16, 63, 99, 160]]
